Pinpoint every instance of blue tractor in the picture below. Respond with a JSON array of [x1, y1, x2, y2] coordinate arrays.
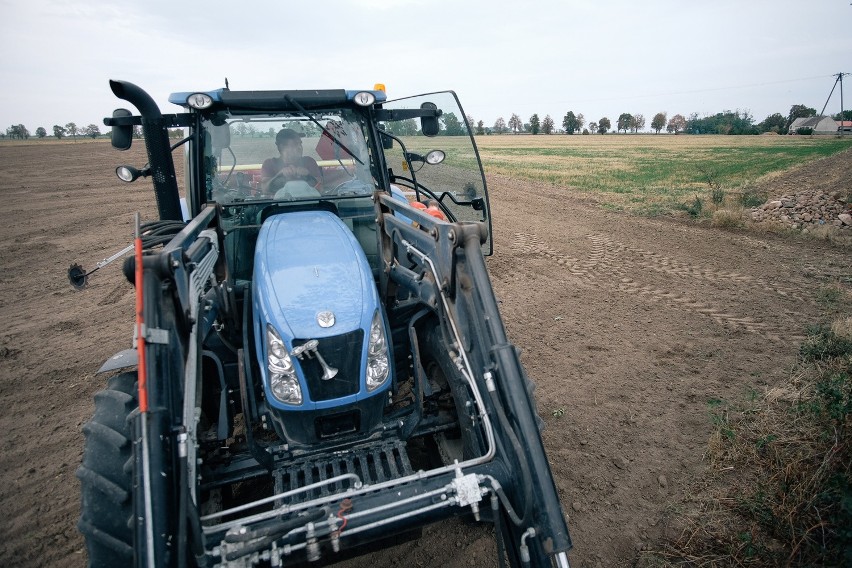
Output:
[[76, 80, 572, 567]]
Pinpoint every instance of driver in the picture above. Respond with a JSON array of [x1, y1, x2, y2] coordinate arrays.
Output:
[[260, 128, 322, 195]]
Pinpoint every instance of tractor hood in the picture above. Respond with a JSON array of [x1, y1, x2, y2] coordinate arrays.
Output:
[[253, 210, 377, 339]]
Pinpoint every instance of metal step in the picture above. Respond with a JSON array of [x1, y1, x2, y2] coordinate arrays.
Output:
[[272, 440, 413, 503]]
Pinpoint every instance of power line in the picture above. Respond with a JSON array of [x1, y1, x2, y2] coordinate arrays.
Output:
[[546, 74, 841, 107]]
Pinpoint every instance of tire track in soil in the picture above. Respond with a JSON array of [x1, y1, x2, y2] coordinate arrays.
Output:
[[511, 231, 804, 341]]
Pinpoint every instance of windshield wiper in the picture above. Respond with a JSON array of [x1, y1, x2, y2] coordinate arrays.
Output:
[[283, 95, 364, 166]]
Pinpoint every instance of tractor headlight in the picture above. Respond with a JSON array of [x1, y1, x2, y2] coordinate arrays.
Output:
[[187, 93, 214, 109], [266, 324, 302, 405], [366, 311, 390, 391], [352, 91, 376, 107]]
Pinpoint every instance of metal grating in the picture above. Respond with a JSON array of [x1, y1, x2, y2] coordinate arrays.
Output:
[[272, 440, 412, 503]]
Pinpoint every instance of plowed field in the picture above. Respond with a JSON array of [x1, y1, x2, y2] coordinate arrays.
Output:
[[1, 141, 849, 567]]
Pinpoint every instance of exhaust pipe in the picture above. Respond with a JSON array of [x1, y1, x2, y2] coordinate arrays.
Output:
[[109, 80, 183, 221]]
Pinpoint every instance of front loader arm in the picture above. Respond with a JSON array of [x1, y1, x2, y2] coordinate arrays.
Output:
[[376, 193, 572, 564]]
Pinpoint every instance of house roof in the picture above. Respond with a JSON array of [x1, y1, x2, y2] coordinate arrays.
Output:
[[790, 116, 838, 130]]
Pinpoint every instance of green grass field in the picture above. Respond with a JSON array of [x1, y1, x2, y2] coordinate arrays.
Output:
[[468, 134, 852, 216]]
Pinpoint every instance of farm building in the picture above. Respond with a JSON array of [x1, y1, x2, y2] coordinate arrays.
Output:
[[838, 120, 852, 134], [788, 116, 838, 134]]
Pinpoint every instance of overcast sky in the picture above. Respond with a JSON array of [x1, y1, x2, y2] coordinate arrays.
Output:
[[1, 0, 850, 133]]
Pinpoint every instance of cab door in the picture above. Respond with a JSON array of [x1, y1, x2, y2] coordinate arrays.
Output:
[[380, 92, 492, 255]]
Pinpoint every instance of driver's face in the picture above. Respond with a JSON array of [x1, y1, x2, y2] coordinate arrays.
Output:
[[279, 139, 303, 163]]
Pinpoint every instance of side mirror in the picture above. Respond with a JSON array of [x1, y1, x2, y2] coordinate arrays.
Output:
[[111, 108, 133, 150], [420, 102, 440, 137]]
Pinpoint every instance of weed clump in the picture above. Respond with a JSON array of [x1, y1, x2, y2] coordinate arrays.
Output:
[[645, 324, 852, 566], [712, 208, 745, 228]]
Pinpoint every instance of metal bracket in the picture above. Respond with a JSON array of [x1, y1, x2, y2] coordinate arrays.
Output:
[[134, 324, 170, 345]]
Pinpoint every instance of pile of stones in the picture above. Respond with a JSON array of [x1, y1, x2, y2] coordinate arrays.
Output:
[[750, 189, 851, 232]]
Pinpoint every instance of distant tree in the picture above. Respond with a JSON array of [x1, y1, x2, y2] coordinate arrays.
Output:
[[597, 117, 611, 134], [577, 113, 585, 133], [542, 115, 555, 134], [529, 113, 540, 134], [651, 112, 667, 134], [476, 120, 485, 135], [562, 111, 579, 134], [758, 112, 787, 134], [246, 125, 257, 138], [686, 110, 755, 134], [65, 122, 78, 141], [588, 121, 598, 134], [493, 117, 507, 134], [85, 124, 100, 138], [6, 124, 30, 139], [666, 114, 686, 134], [134, 125, 144, 139], [465, 114, 475, 134], [523, 123, 531, 133], [53, 125, 66, 139], [386, 119, 417, 136], [508, 113, 522, 134], [35, 126, 47, 138], [616, 113, 633, 133], [441, 112, 466, 135], [786, 104, 816, 131], [631, 114, 645, 133], [833, 110, 852, 121]]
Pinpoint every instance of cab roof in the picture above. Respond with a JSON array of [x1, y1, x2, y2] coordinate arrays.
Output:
[[168, 88, 387, 112]]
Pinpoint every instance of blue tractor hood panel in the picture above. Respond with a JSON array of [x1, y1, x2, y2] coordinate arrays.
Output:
[[253, 211, 377, 339]]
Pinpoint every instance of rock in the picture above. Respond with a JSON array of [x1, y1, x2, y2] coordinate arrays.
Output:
[[572, 501, 583, 512], [840, 213, 852, 226], [613, 456, 629, 470], [657, 475, 668, 488]]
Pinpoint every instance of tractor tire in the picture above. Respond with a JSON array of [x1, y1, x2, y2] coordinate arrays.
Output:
[[76, 371, 138, 568]]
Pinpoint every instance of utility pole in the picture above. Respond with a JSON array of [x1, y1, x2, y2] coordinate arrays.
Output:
[[820, 72, 849, 137]]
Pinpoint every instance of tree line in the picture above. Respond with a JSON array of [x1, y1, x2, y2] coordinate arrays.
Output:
[[2, 122, 103, 140], [480, 106, 851, 135], [5, 106, 850, 141]]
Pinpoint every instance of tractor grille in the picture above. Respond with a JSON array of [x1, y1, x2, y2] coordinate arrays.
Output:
[[294, 330, 363, 402], [273, 441, 412, 503]]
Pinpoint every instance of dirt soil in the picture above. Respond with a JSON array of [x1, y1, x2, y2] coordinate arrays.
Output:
[[0, 141, 849, 568]]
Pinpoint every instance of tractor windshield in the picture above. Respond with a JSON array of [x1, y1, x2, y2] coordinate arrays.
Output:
[[203, 110, 377, 206]]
